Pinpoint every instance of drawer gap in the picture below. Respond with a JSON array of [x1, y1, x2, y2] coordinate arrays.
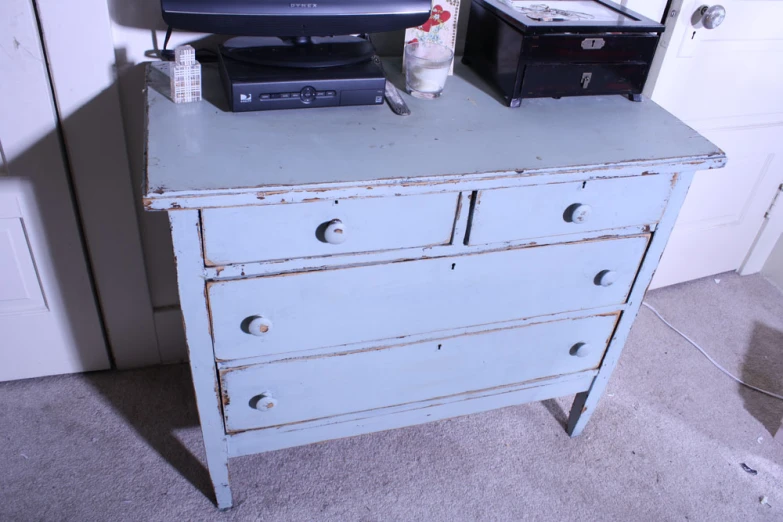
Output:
[[463, 190, 479, 245]]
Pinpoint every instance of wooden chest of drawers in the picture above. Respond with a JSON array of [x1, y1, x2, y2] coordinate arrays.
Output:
[[143, 61, 725, 509]]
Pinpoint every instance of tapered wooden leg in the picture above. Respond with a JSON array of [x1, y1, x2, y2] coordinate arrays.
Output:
[[170, 210, 233, 509], [212, 457, 233, 510], [201, 440, 232, 509], [567, 391, 590, 436]]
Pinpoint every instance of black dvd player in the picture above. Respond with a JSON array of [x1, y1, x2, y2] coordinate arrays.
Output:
[[218, 48, 386, 112]]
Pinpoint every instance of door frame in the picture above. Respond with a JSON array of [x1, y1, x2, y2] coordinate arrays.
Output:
[[33, 0, 161, 368], [643, 0, 678, 98], [740, 184, 783, 275]]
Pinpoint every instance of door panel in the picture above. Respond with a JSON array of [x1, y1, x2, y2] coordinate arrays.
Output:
[[649, 0, 783, 287], [0, 217, 46, 314]]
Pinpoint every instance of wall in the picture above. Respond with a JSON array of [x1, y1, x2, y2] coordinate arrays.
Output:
[[763, 235, 783, 292], [107, 0, 668, 360]]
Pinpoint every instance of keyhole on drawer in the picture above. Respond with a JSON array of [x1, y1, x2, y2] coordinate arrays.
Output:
[[437, 344, 442, 350], [334, 200, 339, 205], [581, 181, 587, 189], [451, 263, 456, 270]]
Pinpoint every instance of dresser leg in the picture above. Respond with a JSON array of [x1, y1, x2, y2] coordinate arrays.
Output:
[[204, 436, 232, 509], [212, 462, 233, 510], [566, 391, 591, 437], [169, 210, 234, 509]]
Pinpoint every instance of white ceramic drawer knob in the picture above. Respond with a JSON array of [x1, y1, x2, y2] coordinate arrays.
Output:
[[567, 203, 592, 224], [595, 270, 618, 287], [253, 392, 278, 411], [324, 219, 347, 244], [570, 342, 592, 358], [248, 316, 273, 336]]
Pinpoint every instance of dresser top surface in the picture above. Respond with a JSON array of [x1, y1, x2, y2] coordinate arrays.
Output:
[[144, 60, 724, 198]]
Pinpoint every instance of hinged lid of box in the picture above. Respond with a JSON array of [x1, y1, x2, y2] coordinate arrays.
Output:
[[480, 0, 665, 34]]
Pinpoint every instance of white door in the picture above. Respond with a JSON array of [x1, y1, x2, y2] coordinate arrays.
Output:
[[646, 0, 783, 288], [0, 0, 109, 381]]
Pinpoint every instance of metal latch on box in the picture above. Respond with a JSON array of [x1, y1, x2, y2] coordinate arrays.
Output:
[[581, 38, 605, 50], [581, 72, 592, 89]]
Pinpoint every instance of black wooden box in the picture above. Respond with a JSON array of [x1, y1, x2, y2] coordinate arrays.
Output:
[[462, 0, 665, 106]]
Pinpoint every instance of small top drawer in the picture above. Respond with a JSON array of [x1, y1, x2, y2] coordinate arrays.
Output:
[[202, 193, 459, 266], [467, 174, 673, 246]]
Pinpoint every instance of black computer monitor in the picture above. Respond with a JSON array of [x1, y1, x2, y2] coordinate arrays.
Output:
[[161, 0, 432, 37]]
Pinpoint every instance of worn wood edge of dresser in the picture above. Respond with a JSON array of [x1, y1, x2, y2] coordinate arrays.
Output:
[[217, 309, 622, 369], [448, 191, 469, 246], [204, 223, 654, 281], [206, 232, 650, 288], [143, 156, 726, 211], [225, 370, 596, 457]]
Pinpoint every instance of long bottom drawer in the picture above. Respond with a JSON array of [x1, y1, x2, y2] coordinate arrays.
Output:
[[220, 313, 619, 433], [227, 371, 596, 457]]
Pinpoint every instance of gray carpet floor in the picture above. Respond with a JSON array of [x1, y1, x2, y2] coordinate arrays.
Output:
[[1, 272, 782, 521]]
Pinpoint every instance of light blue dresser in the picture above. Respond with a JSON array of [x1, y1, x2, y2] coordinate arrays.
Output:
[[143, 61, 725, 509]]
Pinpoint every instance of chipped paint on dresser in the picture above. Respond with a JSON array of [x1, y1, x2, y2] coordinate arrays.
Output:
[[142, 158, 726, 211]]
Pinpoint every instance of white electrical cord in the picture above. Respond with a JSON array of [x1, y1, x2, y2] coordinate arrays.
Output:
[[641, 302, 783, 402]]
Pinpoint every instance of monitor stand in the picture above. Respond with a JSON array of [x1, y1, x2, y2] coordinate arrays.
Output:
[[217, 35, 387, 112], [219, 35, 376, 69]]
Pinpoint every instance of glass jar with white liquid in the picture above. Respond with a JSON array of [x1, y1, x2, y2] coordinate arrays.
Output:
[[404, 42, 454, 99]]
